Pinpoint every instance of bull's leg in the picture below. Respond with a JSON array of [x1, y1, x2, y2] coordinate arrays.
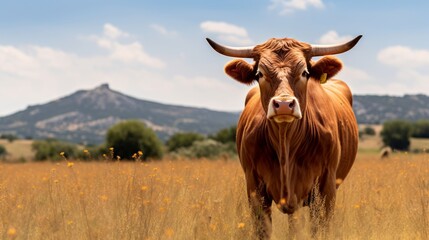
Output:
[[245, 172, 272, 240], [287, 213, 302, 240], [309, 171, 337, 237]]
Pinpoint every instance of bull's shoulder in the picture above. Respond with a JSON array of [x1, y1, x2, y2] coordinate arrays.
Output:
[[237, 91, 269, 164], [322, 79, 353, 105], [244, 86, 259, 106]]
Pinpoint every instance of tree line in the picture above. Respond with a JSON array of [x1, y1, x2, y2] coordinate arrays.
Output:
[[3, 119, 428, 161], [29, 120, 237, 161]]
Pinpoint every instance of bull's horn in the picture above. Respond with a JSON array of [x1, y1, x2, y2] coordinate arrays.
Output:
[[311, 35, 362, 56], [206, 38, 255, 58]]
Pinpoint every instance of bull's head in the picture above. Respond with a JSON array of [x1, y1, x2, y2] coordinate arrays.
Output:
[[207, 36, 361, 123]]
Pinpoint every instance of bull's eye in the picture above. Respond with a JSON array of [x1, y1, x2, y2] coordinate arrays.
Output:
[[255, 70, 263, 80], [302, 69, 310, 79]]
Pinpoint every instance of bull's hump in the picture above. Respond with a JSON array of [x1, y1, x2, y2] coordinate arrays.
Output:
[[244, 87, 259, 106]]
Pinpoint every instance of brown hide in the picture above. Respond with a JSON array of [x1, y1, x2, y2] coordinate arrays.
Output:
[[237, 78, 358, 212]]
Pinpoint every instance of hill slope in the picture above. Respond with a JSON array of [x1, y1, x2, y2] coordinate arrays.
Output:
[[0, 84, 239, 144], [353, 94, 429, 124]]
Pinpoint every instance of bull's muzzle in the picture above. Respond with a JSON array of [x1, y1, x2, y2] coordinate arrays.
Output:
[[267, 95, 302, 123]]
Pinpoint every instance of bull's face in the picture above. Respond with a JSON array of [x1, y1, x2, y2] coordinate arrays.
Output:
[[207, 36, 361, 123], [252, 40, 311, 123]]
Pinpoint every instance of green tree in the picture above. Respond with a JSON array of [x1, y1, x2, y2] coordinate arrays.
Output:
[[210, 125, 237, 144], [166, 132, 204, 152], [0, 144, 7, 159], [411, 120, 429, 138], [0, 134, 18, 142], [106, 120, 163, 160], [363, 126, 376, 136], [32, 139, 78, 161], [380, 120, 412, 151]]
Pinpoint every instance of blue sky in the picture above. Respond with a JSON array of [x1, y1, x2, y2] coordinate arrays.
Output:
[[1, 0, 429, 116]]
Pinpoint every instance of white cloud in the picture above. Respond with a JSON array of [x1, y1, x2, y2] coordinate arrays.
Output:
[[318, 31, 353, 45], [103, 23, 129, 39], [200, 21, 247, 37], [0, 24, 169, 116], [200, 21, 253, 46], [91, 24, 165, 68], [150, 24, 177, 36], [339, 66, 372, 82], [0, 23, 251, 117], [270, 0, 324, 15], [170, 75, 251, 110], [377, 45, 429, 92], [378, 45, 429, 68]]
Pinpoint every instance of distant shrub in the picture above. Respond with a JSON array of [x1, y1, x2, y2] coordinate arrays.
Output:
[[176, 139, 236, 159], [359, 126, 376, 139], [0, 144, 7, 159], [411, 120, 429, 138], [166, 132, 204, 152], [0, 134, 18, 142], [32, 139, 79, 161], [77, 144, 107, 161], [209, 126, 237, 144], [106, 120, 163, 160], [363, 126, 376, 136], [380, 120, 412, 151]]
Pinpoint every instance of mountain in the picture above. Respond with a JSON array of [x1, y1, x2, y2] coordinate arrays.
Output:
[[353, 94, 429, 124], [1, 84, 429, 144], [0, 84, 240, 144]]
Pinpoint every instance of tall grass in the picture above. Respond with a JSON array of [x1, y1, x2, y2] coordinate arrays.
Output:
[[0, 152, 428, 239]]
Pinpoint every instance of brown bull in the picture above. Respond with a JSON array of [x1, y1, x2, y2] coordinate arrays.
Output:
[[207, 35, 361, 238]]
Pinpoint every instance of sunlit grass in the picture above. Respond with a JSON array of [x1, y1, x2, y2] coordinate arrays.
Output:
[[0, 139, 34, 161], [0, 153, 428, 239]]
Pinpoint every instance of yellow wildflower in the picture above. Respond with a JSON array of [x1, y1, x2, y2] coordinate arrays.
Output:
[[67, 162, 74, 168], [7, 227, 17, 237], [237, 222, 245, 229], [99, 195, 108, 201], [164, 228, 174, 238], [138, 151, 143, 156], [209, 223, 217, 231]]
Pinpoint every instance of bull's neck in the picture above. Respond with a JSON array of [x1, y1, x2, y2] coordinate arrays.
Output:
[[265, 115, 310, 207], [265, 117, 307, 154]]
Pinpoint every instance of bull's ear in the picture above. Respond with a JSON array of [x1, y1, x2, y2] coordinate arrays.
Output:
[[225, 59, 255, 85], [310, 56, 343, 82]]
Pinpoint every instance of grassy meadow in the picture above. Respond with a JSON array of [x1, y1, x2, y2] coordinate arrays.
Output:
[[1, 151, 428, 239]]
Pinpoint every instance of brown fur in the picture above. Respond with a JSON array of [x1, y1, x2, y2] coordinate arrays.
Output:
[[225, 38, 358, 239]]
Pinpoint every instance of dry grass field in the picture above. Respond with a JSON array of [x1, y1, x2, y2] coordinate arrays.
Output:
[[1, 152, 428, 240], [0, 139, 34, 162]]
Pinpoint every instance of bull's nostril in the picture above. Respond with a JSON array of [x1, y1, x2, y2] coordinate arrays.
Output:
[[289, 100, 295, 109], [273, 100, 280, 109]]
